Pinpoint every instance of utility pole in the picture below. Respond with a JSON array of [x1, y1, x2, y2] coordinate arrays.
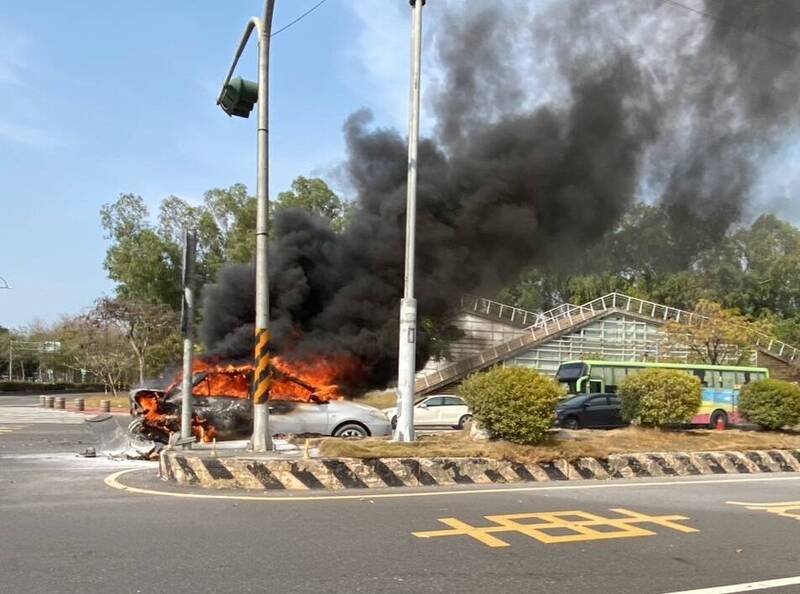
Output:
[[180, 230, 197, 443], [216, 0, 275, 451], [395, 0, 425, 443], [8, 341, 12, 382]]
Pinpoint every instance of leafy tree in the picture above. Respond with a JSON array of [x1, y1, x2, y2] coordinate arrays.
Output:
[[661, 300, 769, 365], [274, 176, 350, 232], [56, 315, 135, 396], [100, 194, 182, 307], [203, 184, 257, 264], [94, 297, 177, 385]]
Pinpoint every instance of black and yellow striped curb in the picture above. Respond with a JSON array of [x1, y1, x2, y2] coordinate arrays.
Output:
[[160, 448, 800, 491]]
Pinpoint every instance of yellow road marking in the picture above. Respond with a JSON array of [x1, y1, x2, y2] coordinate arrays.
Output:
[[413, 508, 698, 547], [727, 500, 800, 521], [105, 468, 800, 503]]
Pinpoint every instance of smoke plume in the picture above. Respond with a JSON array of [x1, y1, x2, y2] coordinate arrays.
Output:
[[200, 0, 800, 389]]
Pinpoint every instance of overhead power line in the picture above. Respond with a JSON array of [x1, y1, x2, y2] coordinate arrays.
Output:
[[660, 0, 800, 53], [271, 0, 330, 38]]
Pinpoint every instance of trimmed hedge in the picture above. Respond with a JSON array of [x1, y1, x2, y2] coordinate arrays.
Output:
[[739, 379, 800, 430], [0, 382, 107, 393], [619, 369, 701, 427], [459, 366, 561, 445]]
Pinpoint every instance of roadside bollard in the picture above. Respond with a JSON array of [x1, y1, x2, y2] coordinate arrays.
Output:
[[45, 396, 55, 409], [100, 399, 111, 413], [40, 395, 47, 408], [74, 398, 85, 412], [54, 397, 66, 410]]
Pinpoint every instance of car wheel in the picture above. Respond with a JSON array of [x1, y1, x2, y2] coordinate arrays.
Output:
[[562, 416, 580, 430], [457, 414, 473, 429], [709, 410, 728, 430], [390, 416, 397, 430], [333, 423, 369, 439]]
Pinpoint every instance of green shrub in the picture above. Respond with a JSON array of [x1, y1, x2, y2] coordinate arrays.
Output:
[[459, 366, 561, 445], [619, 369, 701, 427], [739, 379, 800, 430]]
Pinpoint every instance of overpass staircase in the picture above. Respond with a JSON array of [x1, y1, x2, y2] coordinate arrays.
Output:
[[415, 292, 800, 396]]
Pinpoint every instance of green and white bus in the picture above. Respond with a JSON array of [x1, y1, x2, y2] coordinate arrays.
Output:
[[555, 359, 769, 427]]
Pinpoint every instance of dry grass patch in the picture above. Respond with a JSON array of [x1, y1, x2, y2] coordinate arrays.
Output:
[[317, 427, 800, 464]]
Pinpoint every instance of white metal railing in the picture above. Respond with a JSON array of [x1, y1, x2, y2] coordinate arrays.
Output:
[[460, 294, 542, 326], [416, 304, 606, 394], [422, 291, 799, 395], [579, 292, 800, 363]]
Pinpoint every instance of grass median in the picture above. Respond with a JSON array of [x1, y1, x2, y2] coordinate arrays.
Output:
[[315, 427, 800, 464]]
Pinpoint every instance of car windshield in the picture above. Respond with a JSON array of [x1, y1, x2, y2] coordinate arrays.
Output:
[[558, 395, 589, 408]]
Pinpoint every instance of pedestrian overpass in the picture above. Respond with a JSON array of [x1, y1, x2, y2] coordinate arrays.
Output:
[[414, 292, 800, 396]]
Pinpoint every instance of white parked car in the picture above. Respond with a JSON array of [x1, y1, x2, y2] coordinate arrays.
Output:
[[383, 395, 472, 430]]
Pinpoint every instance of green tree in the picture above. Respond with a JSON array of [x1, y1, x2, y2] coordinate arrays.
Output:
[[274, 176, 350, 232], [100, 194, 182, 307], [203, 183, 257, 264]]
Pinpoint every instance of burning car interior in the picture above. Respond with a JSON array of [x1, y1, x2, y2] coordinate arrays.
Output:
[[129, 356, 389, 444]]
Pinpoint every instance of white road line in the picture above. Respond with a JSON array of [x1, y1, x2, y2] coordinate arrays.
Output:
[[663, 575, 800, 593]]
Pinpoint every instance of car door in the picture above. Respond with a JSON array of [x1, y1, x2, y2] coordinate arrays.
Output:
[[581, 395, 611, 428], [441, 396, 468, 425], [415, 397, 443, 426], [267, 400, 304, 435]]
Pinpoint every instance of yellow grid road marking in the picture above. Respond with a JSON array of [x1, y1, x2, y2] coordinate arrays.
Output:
[[413, 507, 698, 547], [728, 500, 800, 521]]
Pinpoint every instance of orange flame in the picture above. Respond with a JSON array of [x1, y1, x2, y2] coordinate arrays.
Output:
[[138, 354, 365, 443]]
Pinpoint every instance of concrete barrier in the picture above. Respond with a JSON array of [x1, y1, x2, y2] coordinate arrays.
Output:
[[160, 448, 800, 491]]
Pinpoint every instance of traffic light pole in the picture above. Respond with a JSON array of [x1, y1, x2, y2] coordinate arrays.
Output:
[[394, 0, 425, 443], [251, 0, 275, 453], [216, 0, 276, 452]]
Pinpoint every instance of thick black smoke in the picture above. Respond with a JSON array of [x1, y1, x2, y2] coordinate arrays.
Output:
[[200, 1, 800, 389]]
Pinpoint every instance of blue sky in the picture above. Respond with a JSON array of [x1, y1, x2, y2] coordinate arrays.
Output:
[[1, 1, 798, 329], [0, 1, 420, 329]]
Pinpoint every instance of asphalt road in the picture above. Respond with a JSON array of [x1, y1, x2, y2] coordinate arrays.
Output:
[[2, 393, 800, 594]]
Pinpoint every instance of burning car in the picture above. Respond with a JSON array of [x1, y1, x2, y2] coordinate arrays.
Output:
[[129, 358, 391, 443]]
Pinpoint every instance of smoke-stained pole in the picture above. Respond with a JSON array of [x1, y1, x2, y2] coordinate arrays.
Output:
[[216, 0, 275, 451], [395, 0, 425, 443], [180, 229, 197, 442]]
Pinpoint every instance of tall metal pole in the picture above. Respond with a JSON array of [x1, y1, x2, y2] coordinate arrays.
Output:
[[180, 230, 197, 443], [395, 0, 425, 443], [251, 0, 276, 452], [8, 341, 12, 382]]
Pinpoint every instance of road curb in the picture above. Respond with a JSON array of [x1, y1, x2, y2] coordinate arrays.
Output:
[[160, 448, 800, 491]]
